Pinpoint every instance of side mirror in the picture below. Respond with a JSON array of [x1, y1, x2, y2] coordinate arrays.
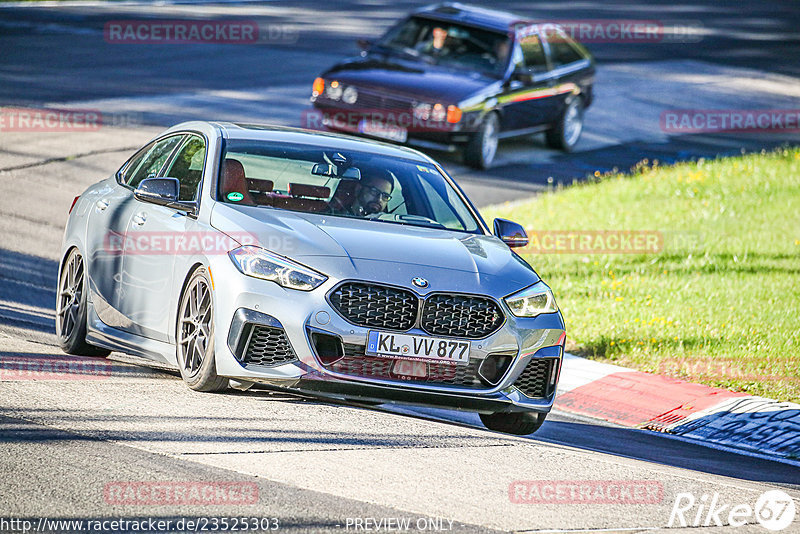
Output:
[[493, 218, 528, 248], [134, 177, 196, 214], [134, 177, 179, 204], [357, 38, 373, 51], [511, 66, 534, 84]]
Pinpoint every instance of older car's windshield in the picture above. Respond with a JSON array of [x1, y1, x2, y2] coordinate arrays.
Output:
[[379, 16, 511, 75], [218, 140, 482, 233]]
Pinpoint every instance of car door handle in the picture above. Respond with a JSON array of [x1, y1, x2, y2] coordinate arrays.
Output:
[[132, 213, 147, 226], [95, 199, 109, 211]]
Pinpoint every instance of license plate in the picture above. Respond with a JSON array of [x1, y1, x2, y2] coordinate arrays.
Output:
[[366, 331, 470, 365], [358, 119, 408, 143]]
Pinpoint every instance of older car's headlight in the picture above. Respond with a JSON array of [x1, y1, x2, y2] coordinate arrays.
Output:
[[504, 281, 558, 317], [228, 245, 327, 291]]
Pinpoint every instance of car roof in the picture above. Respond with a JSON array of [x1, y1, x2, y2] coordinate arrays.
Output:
[[412, 2, 525, 33], [162, 121, 434, 163]]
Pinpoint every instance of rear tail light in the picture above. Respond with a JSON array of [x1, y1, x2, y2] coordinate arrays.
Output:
[[69, 196, 80, 214]]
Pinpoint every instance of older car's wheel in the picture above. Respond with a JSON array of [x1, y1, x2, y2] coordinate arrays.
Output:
[[464, 112, 500, 170], [56, 249, 110, 357], [546, 97, 584, 152], [480, 411, 546, 435], [176, 268, 228, 392]]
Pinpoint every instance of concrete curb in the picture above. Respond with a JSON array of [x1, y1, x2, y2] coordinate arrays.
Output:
[[555, 353, 800, 462]]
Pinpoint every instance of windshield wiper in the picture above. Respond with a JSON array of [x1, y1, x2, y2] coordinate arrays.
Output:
[[366, 213, 447, 230]]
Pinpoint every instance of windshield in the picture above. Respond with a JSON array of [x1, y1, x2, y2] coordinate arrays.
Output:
[[378, 16, 511, 76], [218, 139, 483, 234]]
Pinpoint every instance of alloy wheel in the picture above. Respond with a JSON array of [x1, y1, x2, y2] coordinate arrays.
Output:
[[178, 276, 213, 377], [56, 251, 84, 340]]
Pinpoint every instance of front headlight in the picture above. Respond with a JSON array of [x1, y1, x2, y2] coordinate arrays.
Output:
[[413, 102, 432, 120], [504, 281, 558, 317], [228, 245, 327, 291]]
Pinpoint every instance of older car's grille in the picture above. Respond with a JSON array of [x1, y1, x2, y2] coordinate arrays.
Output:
[[348, 87, 412, 113], [329, 283, 417, 331], [242, 325, 298, 367], [513, 359, 556, 398], [421, 294, 504, 339], [327, 343, 483, 388], [328, 283, 506, 339]]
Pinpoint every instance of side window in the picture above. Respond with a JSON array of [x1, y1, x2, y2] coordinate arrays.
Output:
[[163, 135, 206, 201], [545, 31, 585, 68], [118, 141, 155, 185], [520, 33, 548, 70], [125, 135, 184, 188]]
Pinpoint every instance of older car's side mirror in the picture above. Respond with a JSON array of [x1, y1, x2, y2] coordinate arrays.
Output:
[[494, 218, 528, 248], [512, 66, 552, 85], [511, 66, 534, 84], [134, 177, 196, 214], [357, 38, 373, 51]]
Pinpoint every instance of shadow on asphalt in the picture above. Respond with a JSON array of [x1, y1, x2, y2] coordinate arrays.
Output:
[[0, 248, 58, 334], [534, 418, 800, 487]]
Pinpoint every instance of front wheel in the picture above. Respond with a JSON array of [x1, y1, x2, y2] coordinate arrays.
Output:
[[545, 97, 584, 152], [479, 411, 547, 435], [176, 268, 228, 392], [56, 248, 110, 357], [464, 112, 500, 170]]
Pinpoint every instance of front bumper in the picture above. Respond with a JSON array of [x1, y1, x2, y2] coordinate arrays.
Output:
[[209, 255, 565, 415], [310, 103, 480, 152]]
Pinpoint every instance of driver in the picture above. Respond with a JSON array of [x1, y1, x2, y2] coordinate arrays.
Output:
[[329, 173, 394, 217]]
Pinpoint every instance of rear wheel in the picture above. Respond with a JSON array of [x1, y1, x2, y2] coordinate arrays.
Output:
[[545, 97, 584, 151], [55, 249, 110, 357], [479, 411, 547, 435], [176, 268, 228, 392], [464, 112, 500, 170]]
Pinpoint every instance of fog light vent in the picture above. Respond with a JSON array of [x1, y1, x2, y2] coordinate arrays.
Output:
[[312, 332, 345, 366], [478, 353, 514, 386]]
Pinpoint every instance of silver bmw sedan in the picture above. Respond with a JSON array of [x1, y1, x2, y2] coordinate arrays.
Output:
[[57, 121, 565, 435]]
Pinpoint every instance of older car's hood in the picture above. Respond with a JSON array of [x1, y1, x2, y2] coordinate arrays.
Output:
[[324, 55, 499, 103], [210, 204, 539, 294]]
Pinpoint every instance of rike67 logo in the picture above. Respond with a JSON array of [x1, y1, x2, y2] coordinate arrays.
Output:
[[669, 490, 796, 531]]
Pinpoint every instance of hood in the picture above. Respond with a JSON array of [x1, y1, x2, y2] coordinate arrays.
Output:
[[324, 55, 499, 103], [210, 204, 539, 295]]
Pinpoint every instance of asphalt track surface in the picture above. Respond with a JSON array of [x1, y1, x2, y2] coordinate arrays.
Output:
[[1, 1, 800, 532]]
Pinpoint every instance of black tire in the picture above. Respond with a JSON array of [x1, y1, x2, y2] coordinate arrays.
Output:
[[545, 97, 584, 152], [479, 411, 547, 435], [464, 112, 500, 170], [176, 267, 228, 392], [55, 248, 110, 357]]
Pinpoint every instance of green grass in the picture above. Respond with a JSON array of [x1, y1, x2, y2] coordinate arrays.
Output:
[[483, 148, 800, 402]]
